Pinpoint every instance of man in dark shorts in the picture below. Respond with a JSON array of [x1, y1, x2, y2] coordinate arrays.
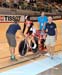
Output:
[[6, 19, 21, 61]]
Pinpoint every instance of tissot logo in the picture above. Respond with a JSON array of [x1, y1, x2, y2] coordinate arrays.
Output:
[[0, 15, 24, 22], [5, 16, 21, 21]]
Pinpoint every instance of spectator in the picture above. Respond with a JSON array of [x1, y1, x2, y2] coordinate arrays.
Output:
[[13, 0, 19, 8], [2, 0, 9, 8], [0, 0, 2, 6], [25, 0, 30, 3]]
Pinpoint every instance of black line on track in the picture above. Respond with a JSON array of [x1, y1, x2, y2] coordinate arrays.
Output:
[[0, 54, 41, 69]]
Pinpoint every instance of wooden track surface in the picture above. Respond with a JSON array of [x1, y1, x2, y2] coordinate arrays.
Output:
[[0, 20, 62, 72]]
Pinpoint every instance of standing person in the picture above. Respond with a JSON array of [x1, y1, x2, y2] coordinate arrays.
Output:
[[37, 11, 48, 31], [6, 18, 21, 61], [37, 11, 48, 51], [45, 16, 57, 59]]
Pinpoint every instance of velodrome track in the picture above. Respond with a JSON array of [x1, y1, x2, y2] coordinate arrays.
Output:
[[0, 20, 62, 73]]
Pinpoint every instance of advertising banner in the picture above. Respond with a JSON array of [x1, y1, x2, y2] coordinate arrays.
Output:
[[0, 15, 25, 23]]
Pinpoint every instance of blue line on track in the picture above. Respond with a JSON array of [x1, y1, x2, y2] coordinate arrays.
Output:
[[0, 53, 62, 75]]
